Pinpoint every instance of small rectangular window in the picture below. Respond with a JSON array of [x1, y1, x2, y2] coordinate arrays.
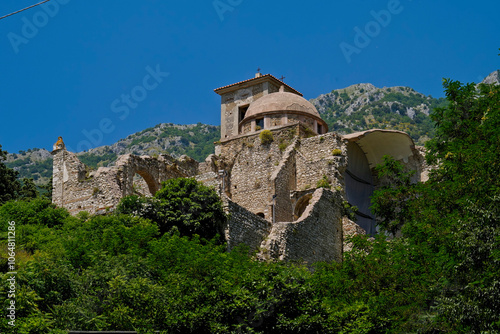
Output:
[[256, 118, 264, 129], [239, 105, 249, 123]]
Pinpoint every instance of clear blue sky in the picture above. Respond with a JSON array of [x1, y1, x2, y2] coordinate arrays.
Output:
[[0, 0, 498, 153]]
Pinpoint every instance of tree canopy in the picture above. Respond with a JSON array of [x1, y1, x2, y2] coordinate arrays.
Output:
[[117, 177, 227, 241], [0, 145, 21, 204], [370, 78, 500, 332]]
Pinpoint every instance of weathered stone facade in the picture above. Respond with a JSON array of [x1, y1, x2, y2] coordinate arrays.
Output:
[[52, 73, 427, 264], [51, 148, 198, 215], [259, 188, 344, 264]]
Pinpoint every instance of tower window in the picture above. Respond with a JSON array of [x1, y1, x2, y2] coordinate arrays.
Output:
[[256, 118, 264, 129], [318, 124, 323, 134], [239, 105, 249, 123]]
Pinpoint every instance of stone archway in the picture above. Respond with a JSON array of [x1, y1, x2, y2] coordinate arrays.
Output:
[[294, 193, 312, 220], [135, 169, 159, 195], [132, 171, 158, 196]]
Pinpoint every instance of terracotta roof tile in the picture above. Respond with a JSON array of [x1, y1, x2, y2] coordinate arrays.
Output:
[[214, 74, 302, 96]]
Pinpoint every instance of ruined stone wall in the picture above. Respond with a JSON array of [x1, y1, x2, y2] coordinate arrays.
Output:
[[52, 149, 124, 215], [218, 124, 300, 220], [52, 148, 199, 215], [259, 188, 343, 264], [195, 154, 221, 191], [295, 132, 347, 192], [412, 146, 430, 182], [223, 197, 270, 253], [342, 217, 367, 253], [270, 139, 298, 223], [228, 137, 281, 220]]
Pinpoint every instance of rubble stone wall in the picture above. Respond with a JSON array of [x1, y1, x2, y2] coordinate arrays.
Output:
[[52, 149, 199, 215], [295, 133, 347, 192], [219, 124, 299, 220], [223, 197, 270, 253], [259, 188, 344, 264], [270, 139, 298, 223]]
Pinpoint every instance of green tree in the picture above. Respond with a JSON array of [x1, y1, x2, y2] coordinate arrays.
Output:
[[40, 176, 53, 200], [371, 155, 417, 235], [20, 177, 39, 200], [370, 77, 500, 332], [0, 145, 21, 204], [117, 178, 226, 241]]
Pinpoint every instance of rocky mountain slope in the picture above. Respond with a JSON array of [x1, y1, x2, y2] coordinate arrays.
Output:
[[311, 70, 500, 145], [5, 123, 219, 186], [5, 71, 499, 186], [311, 84, 447, 144], [481, 70, 500, 85]]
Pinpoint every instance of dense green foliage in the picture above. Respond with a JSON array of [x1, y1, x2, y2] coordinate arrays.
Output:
[[0, 145, 21, 204], [370, 78, 500, 332], [0, 147, 39, 204], [117, 178, 226, 241]]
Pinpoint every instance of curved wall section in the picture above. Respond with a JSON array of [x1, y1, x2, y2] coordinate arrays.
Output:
[[345, 141, 376, 235]]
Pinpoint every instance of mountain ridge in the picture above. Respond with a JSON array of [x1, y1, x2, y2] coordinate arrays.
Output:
[[5, 71, 499, 186]]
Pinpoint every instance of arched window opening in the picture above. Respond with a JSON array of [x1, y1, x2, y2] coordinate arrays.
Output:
[[133, 171, 158, 196], [294, 194, 312, 220]]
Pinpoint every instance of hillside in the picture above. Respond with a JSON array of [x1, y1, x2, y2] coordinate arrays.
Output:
[[311, 84, 447, 145], [5, 123, 219, 186], [5, 71, 498, 186]]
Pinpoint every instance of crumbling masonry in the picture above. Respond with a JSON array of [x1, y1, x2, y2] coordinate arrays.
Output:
[[53, 73, 428, 264]]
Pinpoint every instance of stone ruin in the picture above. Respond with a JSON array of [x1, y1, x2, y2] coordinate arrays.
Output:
[[52, 73, 429, 264]]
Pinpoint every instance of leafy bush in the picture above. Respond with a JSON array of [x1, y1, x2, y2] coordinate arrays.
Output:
[[0, 197, 68, 230], [331, 149, 342, 156], [117, 178, 226, 241], [259, 130, 274, 145], [316, 175, 331, 189]]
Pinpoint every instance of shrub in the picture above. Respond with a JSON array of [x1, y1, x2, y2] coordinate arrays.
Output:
[[316, 175, 331, 189], [278, 140, 289, 152], [0, 198, 69, 229], [304, 127, 315, 138], [117, 178, 227, 241], [259, 130, 274, 145], [332, 149, 342, 156]]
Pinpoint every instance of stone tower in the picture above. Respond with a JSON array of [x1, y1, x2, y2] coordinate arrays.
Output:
[[214, 73, 303, 141]]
